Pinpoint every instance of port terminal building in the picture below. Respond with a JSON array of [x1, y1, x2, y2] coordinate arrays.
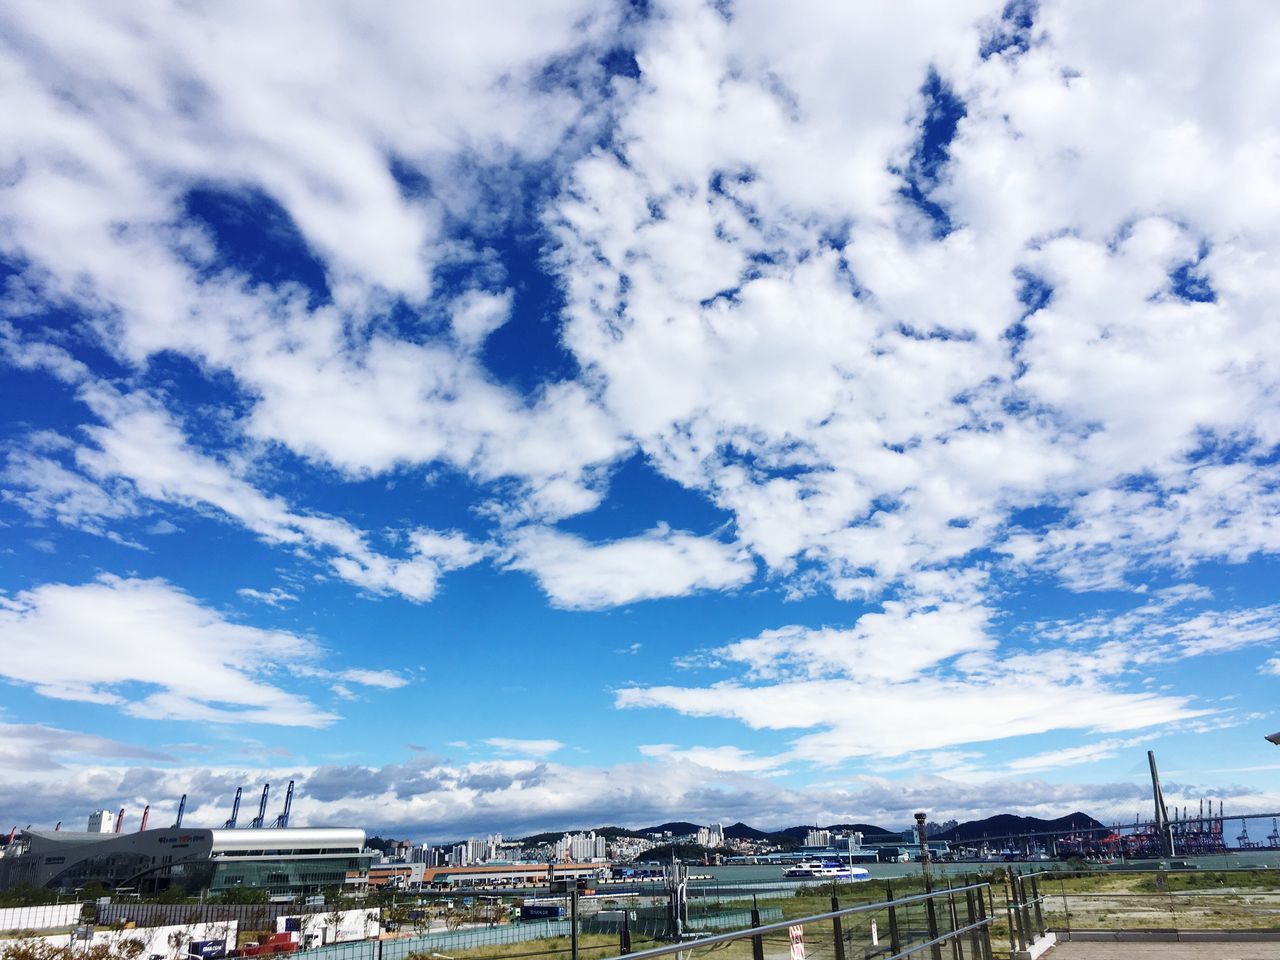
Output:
[[369, 861, 602, 889], [0, 826, 373, 898]]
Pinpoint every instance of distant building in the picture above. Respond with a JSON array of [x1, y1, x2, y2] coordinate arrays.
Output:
[[554, 831, 605, 862], [0, 826, 373, 898], [805, 829, 831, 848], [87, 810, 114, 833], [697, 824, 725, 847]]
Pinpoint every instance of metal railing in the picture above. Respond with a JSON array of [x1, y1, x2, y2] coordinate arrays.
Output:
[[95, 901, 337, 928], [1008, 866, 1280, 937], [1002, 872, 1048, 955], [600, 881, 994, 960]]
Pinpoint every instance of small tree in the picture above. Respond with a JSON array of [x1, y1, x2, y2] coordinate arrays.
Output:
[[1, 937, 146, 960]]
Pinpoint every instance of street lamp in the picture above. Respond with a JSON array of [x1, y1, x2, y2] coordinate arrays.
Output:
[[914, 812, 930, 884]]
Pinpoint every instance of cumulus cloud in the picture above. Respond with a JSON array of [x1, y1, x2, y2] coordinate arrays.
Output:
[[547, 0, 1280, 606], [4, 0, 1277, 615], [711, 602, 995, 683], [4, 753, 1276, 839], [2, 0, 1280, 822], [0, 575, 348, 725], [508, 524, 755, 608]]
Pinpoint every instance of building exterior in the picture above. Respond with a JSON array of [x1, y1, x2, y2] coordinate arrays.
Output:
[[697, 824, 725, 847], [87, 810, 114, 833], [805, 829, 831, 848], [417, 862, 600, 889], [0, 826, 372, 898], [553, 831, 606, 862]]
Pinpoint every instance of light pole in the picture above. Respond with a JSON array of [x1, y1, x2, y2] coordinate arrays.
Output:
[[914, 812, 930, 884]]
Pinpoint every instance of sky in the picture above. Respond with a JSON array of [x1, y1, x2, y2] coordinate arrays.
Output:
[[2, 0, 1280, 842]]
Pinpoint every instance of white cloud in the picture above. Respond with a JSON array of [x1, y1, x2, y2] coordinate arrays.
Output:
[[0, 1, 632, 532], [1, 0, 1280, 814], [334, 669, 410, 690], [714, 602, 994, 683], [69, 385, 488, 601], [3, 0, 1276, 617], [547, 0, 1280, 608], [451, 289, 514, 350], [237, 587, 299, 608], [0, 575, 339, 726], [2, 448, 140, 538], [619, 673, 1202, 765], [5, 753, 1275, 840], [638, 743, 785, 773], [508, 524, 755, 609], [484, 738, 566, 758], [1005, 735, 1161, 774], [0, 723, 176, 772]]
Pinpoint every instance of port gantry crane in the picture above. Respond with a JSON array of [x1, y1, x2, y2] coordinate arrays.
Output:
[[223, 787, 242, 828], [249, 783, 271, 829]]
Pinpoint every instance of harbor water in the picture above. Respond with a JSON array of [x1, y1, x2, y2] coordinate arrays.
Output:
[[694, 849, 1280, 884]]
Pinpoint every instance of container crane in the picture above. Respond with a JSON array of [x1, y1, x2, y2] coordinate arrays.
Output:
[[249, 783, 270, 829], [139, 805, 150, 831], [114, 808, 125, 833], [174, 794, 186, 828], [271, 781, 294, 828], [223, 787, 243, 829]]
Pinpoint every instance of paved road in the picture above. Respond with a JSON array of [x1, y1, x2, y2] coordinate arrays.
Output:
[[1049, 942, 1279, 959]]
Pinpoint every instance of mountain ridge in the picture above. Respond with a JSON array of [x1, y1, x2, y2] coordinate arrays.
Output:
[[509, 811, 1105, 846]]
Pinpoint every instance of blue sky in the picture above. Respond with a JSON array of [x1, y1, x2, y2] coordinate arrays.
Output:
[[3, 0, 1280, 840]]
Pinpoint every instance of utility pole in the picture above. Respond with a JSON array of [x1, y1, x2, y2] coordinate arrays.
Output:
[[570, 882, 579, 960]]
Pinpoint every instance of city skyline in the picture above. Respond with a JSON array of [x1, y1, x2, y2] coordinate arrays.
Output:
[[3, 0, 1280, 837]]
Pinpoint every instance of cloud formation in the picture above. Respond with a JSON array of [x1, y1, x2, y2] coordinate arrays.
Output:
[[3, 750, 1276, 840], [0, 576, 395, 726], [1, 0, 1279, 825]]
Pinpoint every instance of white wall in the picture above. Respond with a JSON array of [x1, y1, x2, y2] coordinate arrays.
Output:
[[5, 921, 240, 960], [0, 903, 85, 932]]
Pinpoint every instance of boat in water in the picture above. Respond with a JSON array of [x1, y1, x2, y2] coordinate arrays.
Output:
[[783, 861, 871, 881]]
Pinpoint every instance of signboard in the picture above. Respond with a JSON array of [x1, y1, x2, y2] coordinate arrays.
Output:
[[789, 924, 806, 960], [189, 940, 226, 959]]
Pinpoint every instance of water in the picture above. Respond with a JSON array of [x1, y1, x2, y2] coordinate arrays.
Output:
[[694, 850, 1280, 886]]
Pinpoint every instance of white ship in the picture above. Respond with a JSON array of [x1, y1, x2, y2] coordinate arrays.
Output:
[[783, 860, 871, 881]]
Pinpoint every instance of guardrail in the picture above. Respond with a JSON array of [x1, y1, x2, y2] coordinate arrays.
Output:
[[1003, 866, 1280, 946], [603, 881, 994, 960]]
